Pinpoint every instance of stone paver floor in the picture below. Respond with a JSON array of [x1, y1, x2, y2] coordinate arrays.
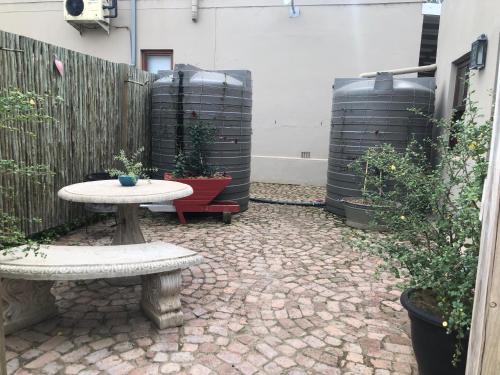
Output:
[[250, 183, 325, 203], [6, 183, 417, 375]]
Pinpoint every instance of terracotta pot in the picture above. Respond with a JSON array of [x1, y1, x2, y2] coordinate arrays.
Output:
[[164, 173, 232, 205]]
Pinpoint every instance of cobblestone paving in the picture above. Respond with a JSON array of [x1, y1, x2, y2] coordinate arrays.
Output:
[[250, 183, 325, 203], [6, 185, 416, 375]]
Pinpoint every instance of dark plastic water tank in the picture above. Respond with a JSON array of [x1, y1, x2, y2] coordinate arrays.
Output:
[[326, 73, 435, 216], [151, 65, 252, 211]]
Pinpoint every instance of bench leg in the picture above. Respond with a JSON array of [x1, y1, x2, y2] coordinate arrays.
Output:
[[0, 278, 57, 335], [141, 270, 183, 329]]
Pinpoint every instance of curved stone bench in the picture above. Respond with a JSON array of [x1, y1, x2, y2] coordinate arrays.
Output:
[[0, 241, 203, 334]]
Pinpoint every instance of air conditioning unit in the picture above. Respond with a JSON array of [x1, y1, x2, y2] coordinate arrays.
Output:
[[64, 0, 113, 33]]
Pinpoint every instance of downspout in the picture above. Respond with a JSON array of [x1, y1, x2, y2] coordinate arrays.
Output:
[[131, 0, 137, 66], [192, 0, 199, 22]]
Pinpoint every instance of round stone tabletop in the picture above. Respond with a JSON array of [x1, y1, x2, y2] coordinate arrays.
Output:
[[58, 179, 193, 204]]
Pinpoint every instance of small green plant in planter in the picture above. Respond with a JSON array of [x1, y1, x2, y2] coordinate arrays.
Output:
[[167, 119, 234, 224], [349, 97, 491, 374], [107, 147, 157, 186], [172, 120, 219, 178]]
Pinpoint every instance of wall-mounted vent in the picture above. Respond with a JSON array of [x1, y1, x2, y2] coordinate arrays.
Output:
[[301, 152, 311, 159]]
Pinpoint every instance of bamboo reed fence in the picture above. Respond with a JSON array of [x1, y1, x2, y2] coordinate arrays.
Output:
[[0, 30, 154, 235]]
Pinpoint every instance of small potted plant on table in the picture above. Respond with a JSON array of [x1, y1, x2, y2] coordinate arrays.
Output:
[[165, 120, 237, 224], [107, 147, 155, 186], [350, 99, 491, 375]]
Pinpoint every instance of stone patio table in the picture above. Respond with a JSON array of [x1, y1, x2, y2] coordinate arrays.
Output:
[[58, 179, 193, 245]]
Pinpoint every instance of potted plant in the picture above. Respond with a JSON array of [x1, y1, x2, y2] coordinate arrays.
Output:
[[350, 98, 491, 375], [107, 147, 156, 186], [165, 120, 234, 221]]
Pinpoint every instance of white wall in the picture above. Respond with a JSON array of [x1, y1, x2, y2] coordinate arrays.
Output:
[[0, 0, 424, 185], [435, 0, 500, 120]]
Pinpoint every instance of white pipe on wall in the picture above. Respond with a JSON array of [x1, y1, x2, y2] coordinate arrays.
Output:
[[192, 0, 199, 22], [131, 0, 137, 66], [360, 63, 437, 78]]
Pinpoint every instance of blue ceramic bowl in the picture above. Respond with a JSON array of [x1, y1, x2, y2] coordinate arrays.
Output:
[[118, 175, 138, 186]]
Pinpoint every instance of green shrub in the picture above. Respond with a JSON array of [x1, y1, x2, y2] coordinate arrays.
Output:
[[0, 88, 60, 251], [173, 120, 217, 178], [351, 97, 491, 361], [107, 147, 156, 182]]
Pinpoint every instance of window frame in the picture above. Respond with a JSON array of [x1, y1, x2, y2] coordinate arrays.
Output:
[[141, 49, 174, 73], [452, 53, 471, 113], [449, 53, 471, 148]]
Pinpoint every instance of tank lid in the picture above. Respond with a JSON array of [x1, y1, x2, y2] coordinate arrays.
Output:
[[156, 73, 175, 83], [333, 76, 435, 94], [374, 72, 394, 91], [190, 71, 243, 86]]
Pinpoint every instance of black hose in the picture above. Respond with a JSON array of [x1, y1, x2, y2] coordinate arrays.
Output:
[[175, 71, 185, 154], [250, 197, 325, 207]]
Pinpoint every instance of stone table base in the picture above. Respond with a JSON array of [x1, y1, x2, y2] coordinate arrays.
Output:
[[108, 204, 144, 286]]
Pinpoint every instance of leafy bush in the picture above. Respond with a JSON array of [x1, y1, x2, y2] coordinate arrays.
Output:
[[173, 120, 217, 178], [107, 147, 156, 182], [351, 97, 491, 360], [0, 88, 60, 251]]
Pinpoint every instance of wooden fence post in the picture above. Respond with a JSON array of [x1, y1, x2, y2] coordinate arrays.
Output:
[[119, 63, 130, 153], [466, 59, 500, 374]]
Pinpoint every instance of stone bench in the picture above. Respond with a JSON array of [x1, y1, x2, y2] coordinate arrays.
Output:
[[0, 241, 203, 334]]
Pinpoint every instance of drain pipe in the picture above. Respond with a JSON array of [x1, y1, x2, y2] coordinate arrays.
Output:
[[191, 0, 199, 22], [360, 63, 437, 78], [130, 0, 137, 66]]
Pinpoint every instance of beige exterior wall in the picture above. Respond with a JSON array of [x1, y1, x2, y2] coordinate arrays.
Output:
[[0, 0, 425, 185], [435, 0, 500, 120]]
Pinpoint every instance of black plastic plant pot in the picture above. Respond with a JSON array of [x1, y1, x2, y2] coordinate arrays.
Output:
[[84, 172, 115, 182], [400, 289, 468, 375], [342, 197, 384, 231], [83, 172, 117, 213]]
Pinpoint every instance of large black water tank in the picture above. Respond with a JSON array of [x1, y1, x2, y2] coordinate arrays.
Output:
[[326, 73, 435, 216], [151, 65, 252, 211]]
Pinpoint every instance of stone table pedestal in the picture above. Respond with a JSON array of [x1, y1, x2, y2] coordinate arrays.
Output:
[[58, 179, 193, 285]]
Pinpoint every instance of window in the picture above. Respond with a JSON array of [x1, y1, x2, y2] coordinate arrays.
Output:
[[141, 50, 173, 74], [453, 55, 470, 114], [449, 54, 470, 148]]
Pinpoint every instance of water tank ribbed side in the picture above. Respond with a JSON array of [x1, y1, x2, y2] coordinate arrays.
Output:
[[151, 65, 252, 211], [326, 74, 435, 216]]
